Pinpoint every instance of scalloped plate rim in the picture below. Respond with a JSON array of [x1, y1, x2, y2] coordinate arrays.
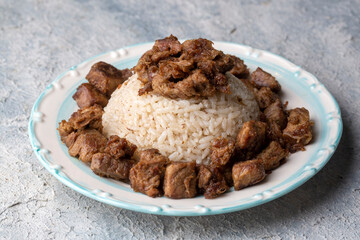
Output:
[[28, 41, 343, 216]]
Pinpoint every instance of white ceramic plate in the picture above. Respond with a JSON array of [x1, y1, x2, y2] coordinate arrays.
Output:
[[29, 41, 342, 216]]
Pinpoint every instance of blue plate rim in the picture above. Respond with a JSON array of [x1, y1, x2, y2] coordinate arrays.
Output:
[[28, 41, 343, 216]]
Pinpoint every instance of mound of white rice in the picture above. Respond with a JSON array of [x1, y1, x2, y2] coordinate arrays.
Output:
[[102, 73, 260, 164]]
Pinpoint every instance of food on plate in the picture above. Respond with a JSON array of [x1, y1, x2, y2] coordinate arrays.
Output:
[[283, 108, 313, 152], [197, 164, 230, 199], [129, 149, 169, 198], [73, 83, 109, 108], [58, 35, 314, 199], [133, 35, 249, 99], [232, 160, 265, 191], [102, 72, 260, 164], [91, 152, 136, 181], [86, 61, 132, 96], [163, 161, 197, 199]]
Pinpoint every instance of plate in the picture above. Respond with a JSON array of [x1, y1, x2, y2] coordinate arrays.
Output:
[[28, 41, 342, 216]]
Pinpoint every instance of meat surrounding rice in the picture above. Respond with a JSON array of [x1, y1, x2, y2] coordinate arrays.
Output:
[[102, 73, 260, 164]]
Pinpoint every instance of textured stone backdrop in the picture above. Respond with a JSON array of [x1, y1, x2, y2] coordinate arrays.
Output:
[[0, 0, 359, 239]]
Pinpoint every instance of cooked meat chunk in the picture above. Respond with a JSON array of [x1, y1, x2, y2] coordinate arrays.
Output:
[[264, 99, 287, 129], [104, 135, 137, 160], [197, 165, 212, 190], [232, 160, 266, 190], [133, 35, 249, 99], [58, 104, 103, 146], [151, 69, 216, 99], [72, 83, 108, 108], [197, 165, 229, 199], [86, 61, 132, 96], [256, 141, 288, 171], [251, 67, 281, 92], [68, 129, 107, 163], [129, 149, 169, 197], [236, 120, 267, 155], [210, 137, 235, 167], [223, 165, 234, 187], [152, 34, 182, 62], [283, 108, 313, 152], [266, 121, 284, 146], [68, 104, 103, 132], [163, 162, 197, 199], [91, 153, 135, 180], [63, 131, 80, 148], [58, 120, 74, 143], [229, 55, 250, 79], [254, 87, 280, 109]]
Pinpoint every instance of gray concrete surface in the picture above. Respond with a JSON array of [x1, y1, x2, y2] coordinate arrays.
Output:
[[1, 0, 359, 239]]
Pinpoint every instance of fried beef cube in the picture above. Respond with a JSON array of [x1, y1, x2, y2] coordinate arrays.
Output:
[[151, 69, 216, 99], [68, 104, 103, 132], [163, 162, 197, 199], [68, 129, 107, 163], [72, 83, 108, 109], [197, 165, 229, 199], [256, 141, 288, 171], [283, 108, 313, 153], [63, 131, 80, 148], [91, 153, 135, 181], [254, 87, 280, 109], [232, 160, 266, 190], [129, 149, 169, 198], [58, 120, 74, 143], [264, 99, 287, 130], [236, 120, 267, 155], [229, 55, 250, 79], [151, 34, 182, 62], [181, 38, 220, 62], [210, 137, 235, 167], [251, 67, 281, 92], [266, 121, 284, 146], [86, 61, 132, 96], [223, 165, 234, 187], [104, 135, 137, 160]]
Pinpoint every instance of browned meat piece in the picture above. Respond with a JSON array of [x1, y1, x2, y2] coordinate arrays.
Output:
[[86, 61, 132, 96], [68, 129, 107, 163], [68, 104, 103, 132], [129, 149, 169, 198], [264, 99, 287, 129], [58, 120, 74, 143], [256, 141, 288, 171], [133, 35, 249, 99], [210, 137, 235, 167], [197, 165, 212, 190], [223, 165, 234, 187], [64, 131, 80, 148], [152, 34, 182, 62], [104, 135, 137, 160], [72, 83, 108, 108], [229, 55, 250, 79], [151, 69, 216, 99], [266, 121, 284, 146], [251, 67, 281, 92], [236, 120, 267, 156], [197, 165, 229, 199], [91, 153, 135, 180], [232, 160, 266, 190], [254, 87, 280, 109], [163, 162, 197, 199], [283, 108, 313, 153]]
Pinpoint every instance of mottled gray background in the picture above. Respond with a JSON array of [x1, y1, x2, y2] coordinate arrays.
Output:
[[1, 0, 359, 239]]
